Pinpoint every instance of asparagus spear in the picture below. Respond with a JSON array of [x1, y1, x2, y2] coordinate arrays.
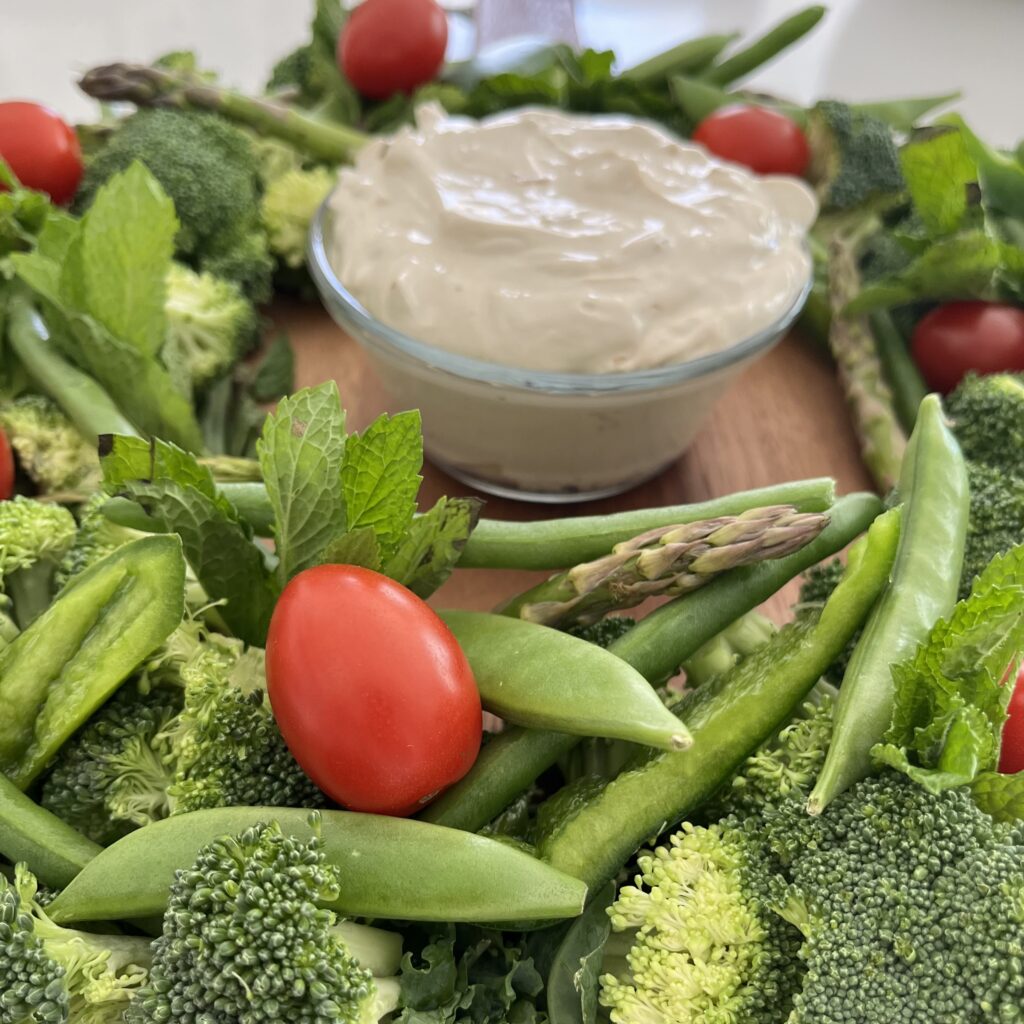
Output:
[[499, 504, 829, 627], [827, 232, 908, 492], [79, 63, 368, 163]]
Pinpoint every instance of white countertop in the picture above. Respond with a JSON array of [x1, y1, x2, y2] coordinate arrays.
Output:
[[1, 0, 1019, 142]]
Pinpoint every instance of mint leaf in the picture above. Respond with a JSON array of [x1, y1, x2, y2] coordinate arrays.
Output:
[[972, 770, 1024, 822], [62, 161, 177, 357], [846, 231, 1024, 313], [258, 381, 348, 584], [320, 526, 382, 571], [101, 434, 277, 645], [340, 410, 422, 560], [873, 544, 1024, 789], [900, 128, 978, 237], [383, 497, 483, 599], [251, 334, 295, 402]]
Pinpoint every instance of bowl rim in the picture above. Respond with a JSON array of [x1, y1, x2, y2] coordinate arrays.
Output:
[[307, 196, 813, 396]]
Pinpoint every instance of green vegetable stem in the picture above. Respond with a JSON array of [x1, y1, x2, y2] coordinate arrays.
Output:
[[440, 611, 691, 750], [0, 773, 101, 889], [0, 535, 186, 789], [420, 492, 882, 835], [46, 806, 588, 926], [621, 33, 738, 84], [537, 506, 901, 893], [870, 308, 928, 434], [808, 394, 969, 814]]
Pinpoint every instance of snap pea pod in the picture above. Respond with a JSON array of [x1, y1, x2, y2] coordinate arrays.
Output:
[[46, 806, 588, 926], [620, 33, 738, 84], [457, 478, 836, 570], [538, 507, 901, 892], [0, 535, 186, 788], [0, 773, 100, 889], [808, 395, 969, 813], [440, 611, 690, 750], [420, 493, 881, 834], [700, 5, 826, 86]]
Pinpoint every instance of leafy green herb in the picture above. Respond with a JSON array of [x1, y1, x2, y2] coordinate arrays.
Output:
[[258, 381, 348, 584], [899, 127, 978, 237], [101, 434, 278, 645], [873, 544, 1024, 791], [971, 770, 1024, 822]]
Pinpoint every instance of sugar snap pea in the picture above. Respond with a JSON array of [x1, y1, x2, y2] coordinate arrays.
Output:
[[0, 535, 186, 788], [808, 395, 969, 813], [0, 773, 100, 889], [700, 5, 826, 87], [46, 806, 588, 926], [440, 611, 690, 751], [421, 493, 881, 834], [538, 507, 901, 892]]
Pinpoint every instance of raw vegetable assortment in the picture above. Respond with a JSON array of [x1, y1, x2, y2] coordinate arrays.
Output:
[[1, 3, 1024, 1023]]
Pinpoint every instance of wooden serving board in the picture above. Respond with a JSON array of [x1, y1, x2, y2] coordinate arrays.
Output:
[[273, 299, 873, 623]]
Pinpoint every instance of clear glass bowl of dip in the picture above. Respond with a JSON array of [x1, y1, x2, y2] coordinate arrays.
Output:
[[308, 201, 812, 503]]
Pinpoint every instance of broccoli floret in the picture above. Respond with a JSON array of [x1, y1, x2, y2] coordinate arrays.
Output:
[[947, 372, 1024, 477], [261, 165, 336, 268], [767, 771, 1024, 1023], [55, 494, 142, 589], [710, 692, 835, 820], [39, 683, 182, 846], [163, 627, 326, 815], [75, 109, 273, 302], [128, 819, 402, 1024], [960, 461, 1024, 598], [162, 262, 259, 391], [600, 820, 803, 1024], [806, 101, 904, 211], [0, 863, 151, 1024], [0, 395, 99, 495], [0, 495, 76, 627], [566, 616, 636, 648], [796, 558, 856, 684]]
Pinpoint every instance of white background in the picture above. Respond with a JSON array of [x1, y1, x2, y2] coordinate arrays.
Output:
[[1, 0, 1020, 143]]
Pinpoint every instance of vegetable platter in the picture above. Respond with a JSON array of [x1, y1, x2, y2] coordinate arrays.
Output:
[[2, 4, 1024, 1024]]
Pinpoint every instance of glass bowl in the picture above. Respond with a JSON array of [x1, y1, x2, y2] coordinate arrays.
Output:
[[308, 199, 812, 503]]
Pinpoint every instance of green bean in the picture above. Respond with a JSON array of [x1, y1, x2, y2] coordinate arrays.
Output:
[[420, 493, 879, 834], [808, 395, 969, 814], [538, 507, 901, 892], [420, 727, 579, 831], [620, 34, 738, 84], [6, 290, 139, 440], [0, 536, 186, 788], [0, 774, 100, 889], [440, 612, 690, 750], [610, 491, 883, 685], [700, 6, 826, 86], [458, 478, 836, 570], [871, 309, 927, 433], [46, 806, 588, 926]]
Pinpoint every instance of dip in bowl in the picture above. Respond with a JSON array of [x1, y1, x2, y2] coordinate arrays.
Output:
[[309, 106, 816, 501]]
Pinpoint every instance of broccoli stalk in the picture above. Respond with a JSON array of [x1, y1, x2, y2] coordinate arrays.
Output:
[[0, 863, 152, 1024], [79, 63, 367, 164], [0, 495, 77, 627], [128, 819, 402, 1024]]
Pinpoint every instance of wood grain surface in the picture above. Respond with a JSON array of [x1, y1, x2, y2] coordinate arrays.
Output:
[[273, 299, 872, 623]]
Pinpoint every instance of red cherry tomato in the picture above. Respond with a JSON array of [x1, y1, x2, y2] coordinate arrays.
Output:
[[911, 301, 1024, 394], [266, 564, 481, 815], [0, 428, 14, 500], [1000, 662, 1024, 775], [339, 0, 448, 100], [0, 101, 82, 205], [692, 104, 810, 176]]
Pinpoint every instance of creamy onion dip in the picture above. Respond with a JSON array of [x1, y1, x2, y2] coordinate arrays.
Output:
[[326, 104, 816, 375]]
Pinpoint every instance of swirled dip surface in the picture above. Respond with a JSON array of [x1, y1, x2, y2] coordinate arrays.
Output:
[[327, 104, 816, 374]]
